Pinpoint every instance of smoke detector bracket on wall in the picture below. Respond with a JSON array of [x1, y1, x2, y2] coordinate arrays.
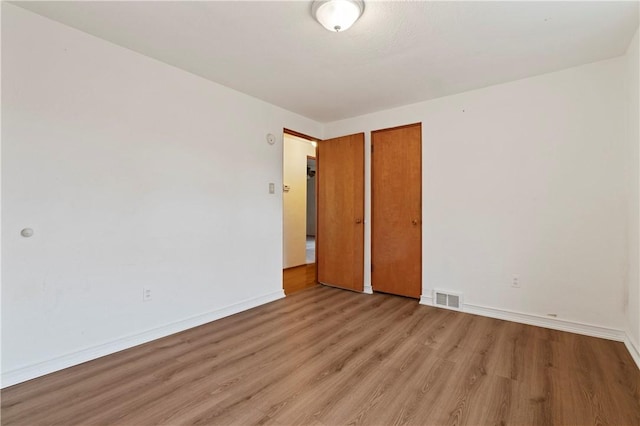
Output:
[[266, 133, 276, 145]]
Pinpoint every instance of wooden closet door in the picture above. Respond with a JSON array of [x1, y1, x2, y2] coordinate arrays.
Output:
[[317, 133, 365, 292], [371, 123, 422, 298]]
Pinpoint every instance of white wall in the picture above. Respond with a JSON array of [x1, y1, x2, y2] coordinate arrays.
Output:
[[1, 4, 322, 386], [325, 57, 629, 331], [283, 134, 315, 268], [625, 28, 640, 359]]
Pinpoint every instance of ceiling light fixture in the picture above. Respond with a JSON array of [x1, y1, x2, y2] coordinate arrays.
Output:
[[312, 0, 364, 33]]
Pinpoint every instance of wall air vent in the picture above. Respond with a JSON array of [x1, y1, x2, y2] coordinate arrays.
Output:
[[433, 289, 463, 311]]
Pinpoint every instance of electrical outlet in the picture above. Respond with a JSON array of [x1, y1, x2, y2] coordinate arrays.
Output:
[[511, 275, 521, 288], [143, 287, 152, 302]]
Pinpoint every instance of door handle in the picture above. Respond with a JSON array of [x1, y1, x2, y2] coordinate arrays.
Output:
[[411, 219, 419, 225], [355, 218, 362, 224]]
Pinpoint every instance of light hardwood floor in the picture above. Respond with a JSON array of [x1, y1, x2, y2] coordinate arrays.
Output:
[[283, 263, 317, 295], [2, 286, 639, 425]]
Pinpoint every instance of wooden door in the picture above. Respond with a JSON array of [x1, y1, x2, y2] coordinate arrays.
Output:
[[317, 133, 365, 292], [371, 123, 422, 298]]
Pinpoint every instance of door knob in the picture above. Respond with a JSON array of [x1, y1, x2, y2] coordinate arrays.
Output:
[[355, 218, 362, 224], [412, 219, 418, 225]]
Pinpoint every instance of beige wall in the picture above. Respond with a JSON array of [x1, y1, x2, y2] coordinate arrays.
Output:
[[283, 134, 316, 268]]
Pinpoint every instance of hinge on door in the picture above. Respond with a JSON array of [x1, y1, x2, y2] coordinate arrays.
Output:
[[371, 264, 374, 272], [371, 144, 374, 153]]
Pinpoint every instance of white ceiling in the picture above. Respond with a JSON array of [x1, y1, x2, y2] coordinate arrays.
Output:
[[13, 1, 639, 122]]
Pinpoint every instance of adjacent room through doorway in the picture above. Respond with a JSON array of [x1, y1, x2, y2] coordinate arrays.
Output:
[[306, 156, 316, 264], [283, 130, 318, 295]]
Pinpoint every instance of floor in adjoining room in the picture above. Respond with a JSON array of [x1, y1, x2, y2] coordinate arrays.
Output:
[[283, 263, 317, 295], [2, 286, 639, 426]]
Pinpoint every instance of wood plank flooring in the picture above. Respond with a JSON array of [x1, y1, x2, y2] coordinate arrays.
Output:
[[283, 263, 317, 295], [2, 286, 639, 425]]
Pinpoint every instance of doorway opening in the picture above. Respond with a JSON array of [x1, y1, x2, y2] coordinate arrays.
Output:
[[283, 129, 319, 295]]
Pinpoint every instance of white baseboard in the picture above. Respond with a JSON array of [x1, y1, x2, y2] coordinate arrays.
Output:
[[463, 303, 626, 341], [1, 290, 285, 388], [420, 297, 626, 342], [363, 285, 373, 294], [419, 295, 433, 305], [624, 333, 640, 369]]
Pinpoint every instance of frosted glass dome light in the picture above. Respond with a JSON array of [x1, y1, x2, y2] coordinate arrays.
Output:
[[312, 0, 364, 32]]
